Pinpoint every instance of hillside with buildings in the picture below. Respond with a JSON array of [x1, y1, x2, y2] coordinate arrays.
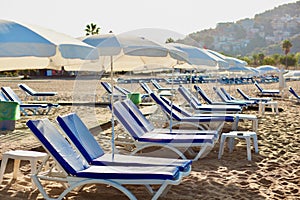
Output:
[[180, 1, 300, 56]]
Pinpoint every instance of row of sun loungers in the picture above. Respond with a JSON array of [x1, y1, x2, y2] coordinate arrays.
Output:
[[0, 85, 59, 116], [3, 80, 300, 199]]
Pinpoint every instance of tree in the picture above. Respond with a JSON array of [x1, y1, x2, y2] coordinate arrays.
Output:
[[85, 23, 100, 36], [258, 53, 265, 65], [165, 37, 175, 43], [282, 39, 292, 69]]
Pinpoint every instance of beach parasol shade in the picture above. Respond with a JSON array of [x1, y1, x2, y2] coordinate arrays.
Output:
[[0, 19, 98, 71], [168, 43, 229, 70], [81, 33, 188, 72], [256, 65, 280, 74], [206, 49, 247, 68]]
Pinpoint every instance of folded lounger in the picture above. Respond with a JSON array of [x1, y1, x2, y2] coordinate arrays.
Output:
[[157, 94, 258, 132], [288, 87, 300, 102], [18, 83, 57, 100], [194, 85, 246, 107], [112, 100, 216, 161], [178, 85, 242, 113], [237, 88, 272, 102], [27, 118, 187, 200], [1, 87, 59, 115], [56, 113, 192, 174], [254, 81, 280, 96]]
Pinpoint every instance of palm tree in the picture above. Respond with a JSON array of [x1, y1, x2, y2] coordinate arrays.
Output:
[[282, 40, 292, 69], [165, 37, 175, 43], [85, 23, 100, 36]]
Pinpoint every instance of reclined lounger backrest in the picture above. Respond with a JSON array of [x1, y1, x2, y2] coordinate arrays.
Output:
[[57, 113, 105, 163]]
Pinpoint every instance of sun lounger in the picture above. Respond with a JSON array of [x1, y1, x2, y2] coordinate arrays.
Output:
[[212, 87, 249, 107], [194, 85, 246, 107], [114, 85, 149, 100], [140, 81, 172, 97], [112, 100, 217, 161], [0, 91, 8, 101], [288, 87, 300, 102], [18, 83, 57, 100], [56, 113, 192, 174], [100, 81, 127, 102], [120, 99, 218, 137], [149, 91, 239, 131], [150, 80, 174, 97], [254, 81, 280, 96], [151, 79, 176, 92], [178, 85, 242, 113], [1, 87, 59, 115], [218, 87, 257, 106], [27, 118, 188, 200], [237, 88, 272, 102], [157, 94, 258, 132]]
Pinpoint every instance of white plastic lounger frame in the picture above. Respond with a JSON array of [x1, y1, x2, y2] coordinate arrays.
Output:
[[27, 118, 186, 200]]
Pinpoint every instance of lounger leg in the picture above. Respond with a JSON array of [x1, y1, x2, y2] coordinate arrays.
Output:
[[246, 137, 251, 161], [13, 159, 20, 179], [253, 134, 259, 153], [0, 155, 8, 184], [151, 182, 169, 200], [195, 145, 214, 160], [218, 135, 226, 159], [228, 138, 235, 153], [160, 185, 172, 197]]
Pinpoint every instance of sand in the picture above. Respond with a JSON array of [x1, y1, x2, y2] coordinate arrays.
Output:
[[0, 76, 299, 200]]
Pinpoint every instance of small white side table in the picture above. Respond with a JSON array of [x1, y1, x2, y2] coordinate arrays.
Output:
[[258, 101, 279, 115], [218, 131, 259, 161], [0, 150, 47, 189]]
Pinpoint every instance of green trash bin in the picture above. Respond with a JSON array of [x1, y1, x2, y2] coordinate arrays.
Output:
[[127, 93, 141, 105], [0, 101, 20, 131]]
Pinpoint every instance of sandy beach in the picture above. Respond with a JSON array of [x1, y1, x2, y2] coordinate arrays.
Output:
[[0, 77, 299, 200]]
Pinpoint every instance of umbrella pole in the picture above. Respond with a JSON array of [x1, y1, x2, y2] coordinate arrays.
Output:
[[169, 66, 175, 133], [110, 56, 115, 161]]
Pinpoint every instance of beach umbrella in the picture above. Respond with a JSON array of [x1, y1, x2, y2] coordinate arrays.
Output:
[[82, 33, 188, 159], [256, 65, 280, 74], [0, 19, 98, 71], [206, 49, 247, 68], [82, 34, 187, 72], [168, 43, 229, 70], [226, 65, 253, 73]]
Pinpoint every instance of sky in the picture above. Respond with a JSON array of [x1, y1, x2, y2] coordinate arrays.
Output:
[[0, 0, 298, 41]]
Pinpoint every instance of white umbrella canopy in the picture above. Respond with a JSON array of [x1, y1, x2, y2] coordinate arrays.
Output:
[[206, 49, 247, 68], [256, 65, 280, 74], [168, 43, 229, 70], [81, 34, 188, 72], [0, 19, 98, 71]]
